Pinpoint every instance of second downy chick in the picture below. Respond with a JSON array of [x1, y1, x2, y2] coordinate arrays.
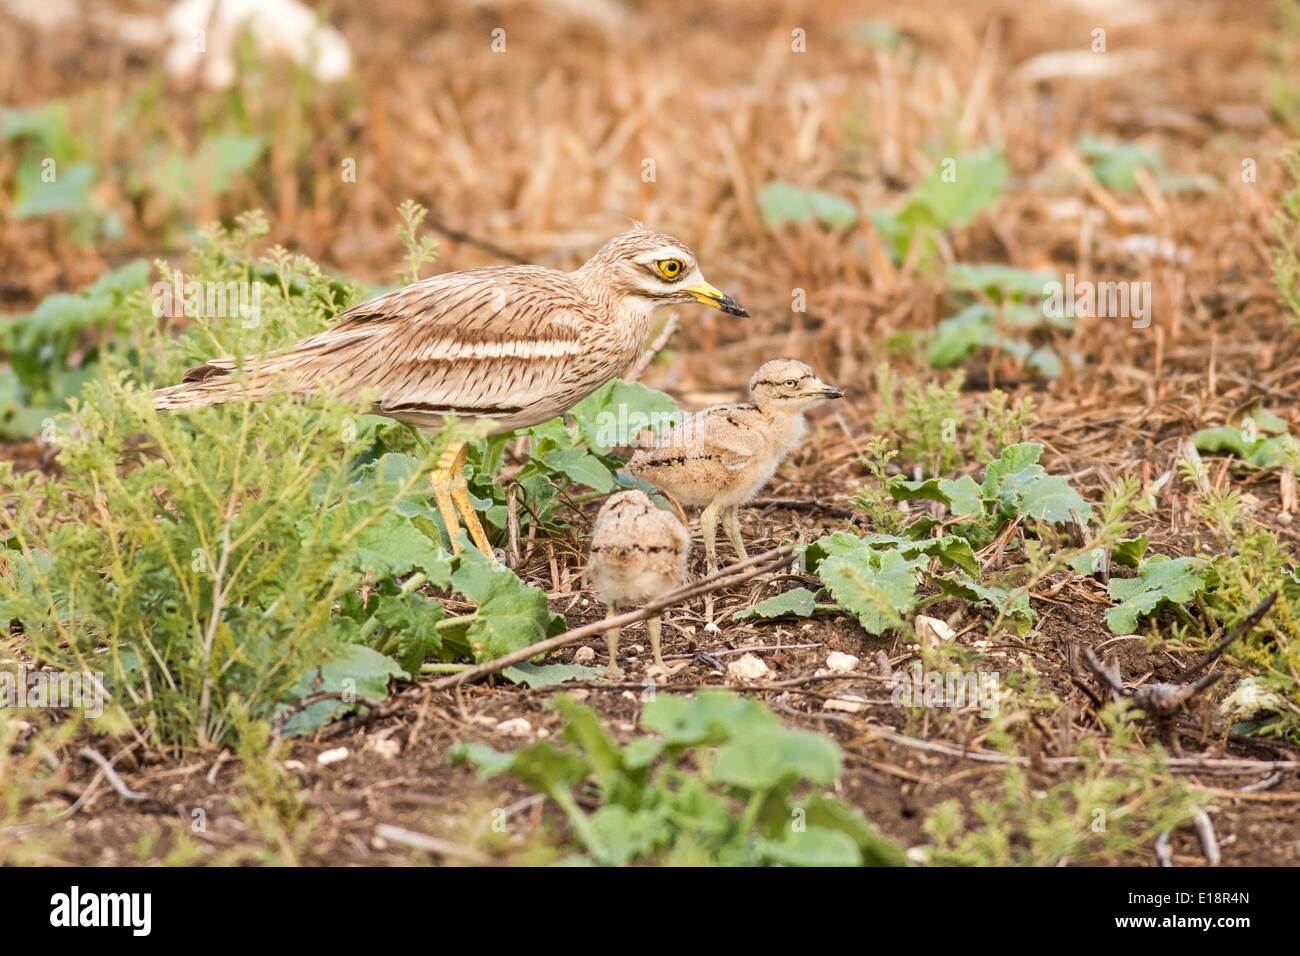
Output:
[[588, 489, 691, 678]]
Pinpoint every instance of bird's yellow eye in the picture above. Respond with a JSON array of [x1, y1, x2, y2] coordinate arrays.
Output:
[[656, 258, 684, 280], [783, 379, 798, 388]]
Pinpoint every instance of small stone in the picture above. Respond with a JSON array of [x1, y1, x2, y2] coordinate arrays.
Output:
[[316, 747, 349, 766], [370, 737, 400, 760], [495, 718, 532, 737], [825, 651, 860, 673], [727, 653, 769, 681], [915, 615, 956, 648], [1279, 512, 1293, 525], [823, 695, 869, 713], [284, 759, 307, 772], [573, 646, 596, 665]]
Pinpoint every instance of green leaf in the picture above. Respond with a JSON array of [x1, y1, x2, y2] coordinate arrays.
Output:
[[712, 724, 842, 790], [451, 547, 566, 661], [928, 304, 997, 367], [1113, 534, 1150, 568], [569, 379, 680, 454], [1077, 136, 1162, 191], [981, 442, 1091, 524], [800, 792, 910, 866], [195, 133, 266, 195], [1192, 426, 1298, 469], [933, 575, 1036, 629], [888, 474, 984, 517], [323, 506, 453, 581], [278, 643, 407, 737], [14, 161, 97, 218], [542, 447, 615, 491], [372, 591, 446, 674], [758, 825, 863, 866], [758, 181, 858, 229], [640, 690, 780, 747], [736, 587, 819, 620], [809, 534, 926, 635], [911, 148, 1006, 228], [589, 805, 669, 865], [501, 662, 604, 687], [946, 263, 1059, 301], [1105, 555, 1211, 634]]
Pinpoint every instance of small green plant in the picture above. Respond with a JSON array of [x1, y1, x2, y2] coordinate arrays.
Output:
[[870, 368, 1038, 474], [451, 691, 908, 866], [922, 731, 1202, 866], [754, 444, 1112, 639], [394, 199, 440, 285], [928, 263, 1067, 378]]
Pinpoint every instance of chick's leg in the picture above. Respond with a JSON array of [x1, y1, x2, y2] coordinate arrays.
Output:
[[722, 506, 749, 564], [429, 440, 495, 557], [604, 604, 623, 679], [647, 615, 686, 678], [700, 499, 722, 578]]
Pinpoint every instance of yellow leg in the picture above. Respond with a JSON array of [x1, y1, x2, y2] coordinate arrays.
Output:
[[604, 604, 623, 679], [429, 440, 495, 557]]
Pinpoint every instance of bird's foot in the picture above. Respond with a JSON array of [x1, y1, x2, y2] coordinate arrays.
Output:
[[429, 441, 495, 557], [646, 660, 687, 681]]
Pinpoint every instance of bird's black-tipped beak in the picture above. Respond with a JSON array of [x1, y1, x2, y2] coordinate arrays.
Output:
[[821, 386, 845, 400], [686, 281, 749, 317]]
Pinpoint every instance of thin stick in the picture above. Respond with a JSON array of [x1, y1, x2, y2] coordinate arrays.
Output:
[[427, 545, 793, 690], [374, 824, 493, 864], [78, 747, 147, 802], [626, 313, 679, 382]]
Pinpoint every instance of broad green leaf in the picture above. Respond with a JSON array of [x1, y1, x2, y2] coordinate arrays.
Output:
[[542, 447, 615, 491], [736, 587, 819, 620], [946, 263, 1059, 301], [371, 591, 446, 674], [1105, 555, 1211, 634], [934, 575, 1036, 629], [640, 690, 779, 746], [758, 825, 862, 867], [888, 474, 985, 518], [450, 546, 566, 661], [569, 378, 680, 454], [1192, 426, 1298, 469], [589, 805, 669, 865], [812, 536, 926, 635], [912, 148, 1006, 227], [502, 662, 604, 687], [278, 643, 407, 737], [800, 792, 910, 866], [928, 304, 996, 368], [712, 724, 842, 790], [759, 181, 858, 229]]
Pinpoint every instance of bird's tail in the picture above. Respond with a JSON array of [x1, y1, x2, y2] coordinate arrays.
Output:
[[152, 358, 278, 411]]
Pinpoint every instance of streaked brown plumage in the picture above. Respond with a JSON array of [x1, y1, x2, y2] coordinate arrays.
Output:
[[588, 489, 691, 678], [153, 230, 747, 555], [627, 359, 843, 575]]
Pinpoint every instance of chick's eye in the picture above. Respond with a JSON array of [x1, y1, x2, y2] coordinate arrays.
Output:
[[783, 379, 798, 388], [656, 258, 684, 279]]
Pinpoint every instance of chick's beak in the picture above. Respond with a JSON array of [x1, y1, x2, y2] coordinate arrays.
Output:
[[820, 385, 845, 400], [686, 280, 749, 317]]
